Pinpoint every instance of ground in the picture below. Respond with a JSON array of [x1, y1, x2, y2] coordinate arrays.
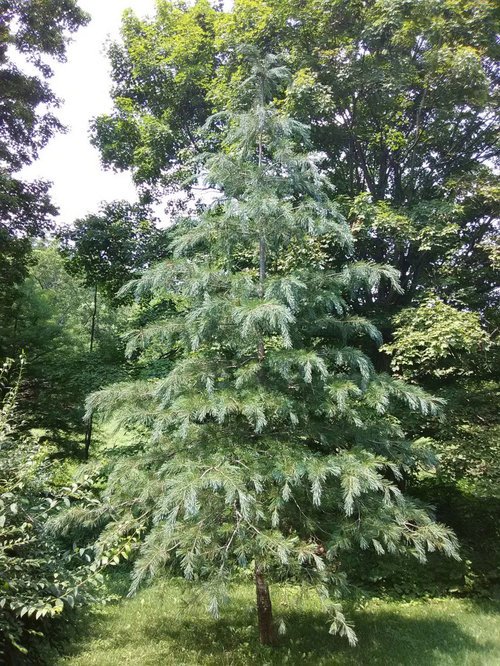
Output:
[[46, 578, 500, 665]]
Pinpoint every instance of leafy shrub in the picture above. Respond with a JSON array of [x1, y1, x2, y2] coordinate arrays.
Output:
[[382, 298, 490, 380], [0, 358, 97, 662]]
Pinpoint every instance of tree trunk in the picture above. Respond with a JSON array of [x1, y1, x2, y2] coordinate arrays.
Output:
[[89, 284, 98, 353], [255, 562, 276, 646], [84, 284, 98, 458], [254, 127, 274, 645], [84, 415, 93, 459]]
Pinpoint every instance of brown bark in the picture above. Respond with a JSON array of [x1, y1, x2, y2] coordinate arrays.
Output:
[[84, 415, 93, 459], [254, 562, 276, 646], [89, 284, 98, 353], [84, 284, 98, 459]]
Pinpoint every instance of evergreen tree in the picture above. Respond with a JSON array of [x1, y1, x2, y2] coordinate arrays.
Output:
[[79, 52, 458, 646]]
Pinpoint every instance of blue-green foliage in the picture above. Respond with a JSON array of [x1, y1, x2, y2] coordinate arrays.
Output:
[[64, 53, 458, 644]]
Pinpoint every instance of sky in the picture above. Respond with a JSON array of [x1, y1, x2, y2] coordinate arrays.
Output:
[[21, 0, 161, 225]]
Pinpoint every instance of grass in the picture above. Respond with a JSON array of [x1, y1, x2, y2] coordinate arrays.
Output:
[[46, 577, 500, 666]]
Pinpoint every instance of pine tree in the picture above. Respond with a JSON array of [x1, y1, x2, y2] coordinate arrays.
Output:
[[81, 51, 458, 646]]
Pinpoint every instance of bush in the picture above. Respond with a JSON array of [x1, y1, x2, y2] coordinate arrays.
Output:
[[0, 358, 96, 663]]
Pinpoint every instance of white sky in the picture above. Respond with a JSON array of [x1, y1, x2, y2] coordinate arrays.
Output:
[[21, 0, 161, 225]]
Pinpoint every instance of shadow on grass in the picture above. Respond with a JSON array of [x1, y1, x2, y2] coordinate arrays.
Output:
[[48, 593, 498, 666], [150, 610, 494, 665]]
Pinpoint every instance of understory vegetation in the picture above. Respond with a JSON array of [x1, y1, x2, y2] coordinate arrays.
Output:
[[1, 0, 499, 664]]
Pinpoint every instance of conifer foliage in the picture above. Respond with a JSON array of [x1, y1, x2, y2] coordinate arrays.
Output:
[[83, 52, 458, 645]]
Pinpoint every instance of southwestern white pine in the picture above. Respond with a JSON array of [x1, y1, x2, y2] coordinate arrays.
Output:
[[87, 52, 458, 646]]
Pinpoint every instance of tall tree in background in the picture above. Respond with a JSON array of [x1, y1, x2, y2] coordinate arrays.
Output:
[[0, 0, 89, 356], [93, 0, 499, 318], [59, 201, 167, 455], [0, 243, 128, 443], [91, 0, 219, 197], [60, 201, 166, 303], [77, 53, 458, 646]]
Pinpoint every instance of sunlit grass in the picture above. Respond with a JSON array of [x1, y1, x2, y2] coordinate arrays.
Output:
[[48, 578, 500, 665]]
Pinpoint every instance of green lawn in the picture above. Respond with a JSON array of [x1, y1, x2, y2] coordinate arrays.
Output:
[[47, 579, 500, 665]]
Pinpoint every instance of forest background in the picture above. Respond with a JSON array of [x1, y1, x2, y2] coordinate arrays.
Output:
[[0, 0, 499, 663]]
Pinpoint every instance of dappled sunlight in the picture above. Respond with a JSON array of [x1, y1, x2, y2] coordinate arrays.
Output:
[[50, 581, 500, 666]]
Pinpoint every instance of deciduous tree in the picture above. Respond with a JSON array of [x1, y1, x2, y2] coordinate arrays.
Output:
[[59, 201, 167, 455], [0, 0, 89, 356]]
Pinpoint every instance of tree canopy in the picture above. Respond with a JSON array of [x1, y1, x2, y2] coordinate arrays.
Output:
[[92, 0, 499, 317]]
